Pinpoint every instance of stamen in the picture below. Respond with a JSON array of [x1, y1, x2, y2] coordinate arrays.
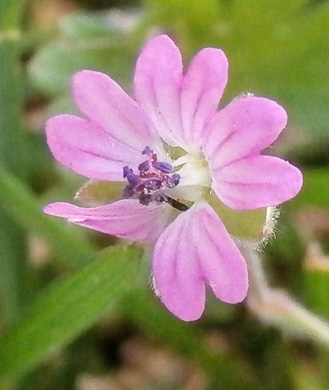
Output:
[[123, 166, 140, 186], [153, 161, 172, 173], [123, 166, 133, 178], [138, 160, 150, 172], [122, 146, 186, 211], [142, 146, 153, 155]]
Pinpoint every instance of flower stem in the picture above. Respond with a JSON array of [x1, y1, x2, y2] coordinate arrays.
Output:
[[241, 243, 329, 346]]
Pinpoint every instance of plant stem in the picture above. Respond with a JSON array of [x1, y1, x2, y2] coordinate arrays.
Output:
[[242, 243, 329, 346]]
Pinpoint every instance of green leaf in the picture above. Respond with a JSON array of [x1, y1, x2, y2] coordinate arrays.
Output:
[[0, 2, 34, 327], [0, 0, 25, 30], [28, 9, 137, 96], [0, 164, 94, 269], [0, 210, 28, 325], [29, 39, 134, 95], [0, 246, 142, 380], [59, 11, 122, 40], [0, 40, 28, 176]]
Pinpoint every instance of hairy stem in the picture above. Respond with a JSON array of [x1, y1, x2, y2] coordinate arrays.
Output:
[[241, 243, 329, 346]]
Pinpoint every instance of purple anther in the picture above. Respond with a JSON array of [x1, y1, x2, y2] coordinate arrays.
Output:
[[138, 160, 150, 172], [142, 146, 153, 155], [123, 166, 140, 186], [153, 161, 172, 174], [167, 173, 180, 188], [144, 179, 162, 191], [128, 173, 141, 186], [123, 166, 133, 178]]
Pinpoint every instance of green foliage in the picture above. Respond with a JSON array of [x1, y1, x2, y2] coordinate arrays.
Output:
[[290, 169, 329, 209], [0, 0, 33, 329], [121, 288, 263, 390], [0, 0, 25, 30], [304, 270, 329, 318], [0, 246, 142, 380], [29, 11, 137, 96], [0, 164, 95, 269]]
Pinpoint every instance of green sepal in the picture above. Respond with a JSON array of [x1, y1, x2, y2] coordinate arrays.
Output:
[[75, 180, 125, 206], [208, 192, 268, 241]]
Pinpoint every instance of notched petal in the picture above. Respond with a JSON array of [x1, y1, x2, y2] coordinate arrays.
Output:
[[45, 114, 143, 181], [212, 155, 303, 210], [72, 70, 158, 148], [204, 96, 288, 167], [134, 35, 184, 146], [181, 47, 228, 146], [192, 203, 248, 304], [152, 202, 248, 321], [152, 208, 205, 321]]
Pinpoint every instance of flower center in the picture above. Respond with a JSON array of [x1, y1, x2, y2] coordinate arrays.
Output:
[[168, 149, 212, 202], [122, 146, 188, 210]]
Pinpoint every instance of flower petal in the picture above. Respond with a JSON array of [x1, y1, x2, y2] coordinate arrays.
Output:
[[134, 35, 185, 146], [204, 96, 287, 168], [72, 70, 158, 149], [152, 207, 205, 321], [211, 155, 303, 210], [44, 199, 171, 243], [152, 202, 248, 321], [192, 203, 248, 304], [46, 115, 144, 181], [180, 48, 228, 146]]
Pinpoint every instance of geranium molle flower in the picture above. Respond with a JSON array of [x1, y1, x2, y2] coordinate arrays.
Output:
[[44, 34, 303, 321]]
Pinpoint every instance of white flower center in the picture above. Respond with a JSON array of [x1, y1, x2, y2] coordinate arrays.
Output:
[[168, 150, 212, 203], [122, 145, 212, 210]]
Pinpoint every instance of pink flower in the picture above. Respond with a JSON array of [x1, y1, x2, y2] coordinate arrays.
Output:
[[44, 35, 303, 321]]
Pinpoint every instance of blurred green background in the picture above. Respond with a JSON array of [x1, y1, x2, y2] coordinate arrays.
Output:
[[1, 0, 329, 389]]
